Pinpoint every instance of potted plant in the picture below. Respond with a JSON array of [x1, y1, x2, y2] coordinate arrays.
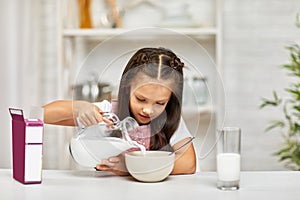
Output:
[[260, 16, 300, 170]]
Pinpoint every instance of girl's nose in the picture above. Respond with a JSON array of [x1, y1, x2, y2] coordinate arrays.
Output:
[[142, 107, 154, 115]]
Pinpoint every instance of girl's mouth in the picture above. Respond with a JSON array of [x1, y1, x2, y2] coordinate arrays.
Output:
[[138, 113, 151, 121]]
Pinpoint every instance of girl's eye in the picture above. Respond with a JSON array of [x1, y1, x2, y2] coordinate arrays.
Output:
[[136, 97, 145, 102], [157, 102, 165, 106]]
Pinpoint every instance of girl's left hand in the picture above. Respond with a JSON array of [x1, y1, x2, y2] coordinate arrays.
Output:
[[95, 154, 129, 176]]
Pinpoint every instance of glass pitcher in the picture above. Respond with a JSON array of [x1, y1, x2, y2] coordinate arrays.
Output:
[[69, 113, 146, 167]]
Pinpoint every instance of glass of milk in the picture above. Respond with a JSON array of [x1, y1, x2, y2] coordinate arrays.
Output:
[[216, 127, 241, 190]]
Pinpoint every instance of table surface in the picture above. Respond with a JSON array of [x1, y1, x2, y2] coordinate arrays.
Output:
[[1, 169, 300, 200]]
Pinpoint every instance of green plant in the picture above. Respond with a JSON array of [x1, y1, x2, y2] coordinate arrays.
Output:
[[260, 32, 300, 170]]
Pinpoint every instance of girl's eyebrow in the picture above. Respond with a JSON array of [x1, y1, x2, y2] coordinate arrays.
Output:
[[134, 92, 169, 102], [134, 92, 145, 98], [156, 98, 169, 102]]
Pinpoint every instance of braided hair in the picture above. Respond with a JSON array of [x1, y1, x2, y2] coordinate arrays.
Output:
[[116, 47, 185, 150]]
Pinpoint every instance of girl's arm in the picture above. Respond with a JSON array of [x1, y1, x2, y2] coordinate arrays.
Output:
[[171, 137, 197, 175], [43, 100, 107, 126], [43, 100, 75, 126]]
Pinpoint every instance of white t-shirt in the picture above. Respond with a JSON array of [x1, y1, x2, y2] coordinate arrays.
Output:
[[93, 100, 192, 146]]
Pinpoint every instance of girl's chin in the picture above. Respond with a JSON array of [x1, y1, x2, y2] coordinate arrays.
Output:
[[137, 119, 151, 125]]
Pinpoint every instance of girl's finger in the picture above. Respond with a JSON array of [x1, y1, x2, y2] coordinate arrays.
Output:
[[94, 111, 103, 123], [108, 157, 120, 163], [78, 116, 89, 127], [96, 164, 110, 171], [101, 159, 115, 167], [102, 117, 114, 125]]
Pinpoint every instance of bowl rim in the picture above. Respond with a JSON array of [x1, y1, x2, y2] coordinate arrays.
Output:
[[125, 150, 175, 175], [125, 150, 174, 158]]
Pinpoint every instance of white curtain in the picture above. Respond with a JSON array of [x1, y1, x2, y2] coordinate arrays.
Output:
[[0, 0, 73, 169], [0, 0, 18, 168], [0, 0, 40, 168]]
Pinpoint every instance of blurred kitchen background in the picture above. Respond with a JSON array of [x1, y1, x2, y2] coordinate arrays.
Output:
[[0, 0, 299, 171]]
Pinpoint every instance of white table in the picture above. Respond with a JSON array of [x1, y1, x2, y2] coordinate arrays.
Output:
[[1, 170, 299, 200]]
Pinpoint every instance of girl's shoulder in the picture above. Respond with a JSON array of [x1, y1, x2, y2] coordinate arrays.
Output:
[[170, 117, 192, 146]]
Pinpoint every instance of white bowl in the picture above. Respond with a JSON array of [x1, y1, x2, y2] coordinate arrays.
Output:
[[125, 151, 175, 182]]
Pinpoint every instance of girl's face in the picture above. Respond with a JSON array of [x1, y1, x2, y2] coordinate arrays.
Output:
[[129, 83, 172, 124]]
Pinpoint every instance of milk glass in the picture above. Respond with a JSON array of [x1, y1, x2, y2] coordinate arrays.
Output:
[[216, 127, 241, 190]]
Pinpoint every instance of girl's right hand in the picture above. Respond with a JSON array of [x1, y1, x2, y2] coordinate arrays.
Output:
[[73, 101, 111, 127]]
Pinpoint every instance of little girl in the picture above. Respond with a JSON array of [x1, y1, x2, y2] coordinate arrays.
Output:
[[43, 47, 196, 175]]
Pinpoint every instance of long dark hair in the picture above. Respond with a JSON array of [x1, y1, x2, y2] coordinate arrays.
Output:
[[116, 47, 184, 150]]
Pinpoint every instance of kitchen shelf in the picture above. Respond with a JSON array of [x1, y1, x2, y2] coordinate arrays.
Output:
[[63, 27, 219, 38], [57, 0, 223, 103]]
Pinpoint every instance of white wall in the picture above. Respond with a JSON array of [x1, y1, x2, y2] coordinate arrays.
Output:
[[223, 0, 300, 170]]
